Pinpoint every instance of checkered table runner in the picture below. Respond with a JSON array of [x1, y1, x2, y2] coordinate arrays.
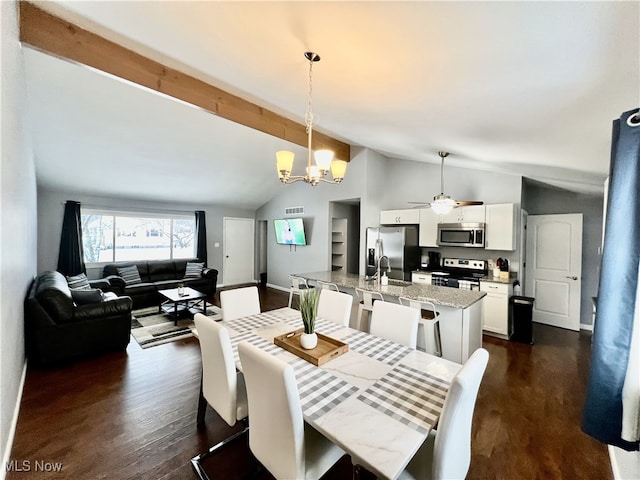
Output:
[[290, 358, 360, 421], [309, 318, 344, 336], [224, 310, 290, 333], [358, 363, 449, 434], [229, 332, 281, 366], [343, 331, 413, 365]]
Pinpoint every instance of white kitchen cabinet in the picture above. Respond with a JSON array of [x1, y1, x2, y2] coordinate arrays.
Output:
[[440, 205, 486, 224], [418, 208, 439, 247], [380, 209, 420, 225], [480, 281, 513, 337], [485, 203, 516, 250], [412, 272, 432, 284]]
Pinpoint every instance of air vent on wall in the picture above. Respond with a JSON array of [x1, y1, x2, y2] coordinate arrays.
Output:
[[284, 206, 304, 216]]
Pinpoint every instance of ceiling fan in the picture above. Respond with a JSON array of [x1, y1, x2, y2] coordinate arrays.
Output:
[[409, 151, 483, 215]]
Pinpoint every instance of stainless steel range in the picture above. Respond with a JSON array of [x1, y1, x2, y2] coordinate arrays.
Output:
[[431, 258, 487, 290]]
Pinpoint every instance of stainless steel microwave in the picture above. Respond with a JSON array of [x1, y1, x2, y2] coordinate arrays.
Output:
[[437, 223, 485, 248]]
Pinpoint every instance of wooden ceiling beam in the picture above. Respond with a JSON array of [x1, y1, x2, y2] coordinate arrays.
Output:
[[18, 1, 351, 161]]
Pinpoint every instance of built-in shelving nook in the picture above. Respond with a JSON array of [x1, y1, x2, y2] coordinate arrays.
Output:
[[331, 218, 347, 271]]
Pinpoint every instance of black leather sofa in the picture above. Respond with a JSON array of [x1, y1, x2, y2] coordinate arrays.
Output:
[[24, 271, 133, 367], [102, 259, 218, 309]]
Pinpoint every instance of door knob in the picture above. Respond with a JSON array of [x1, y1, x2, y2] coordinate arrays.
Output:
[[565, 276, 578, 280]]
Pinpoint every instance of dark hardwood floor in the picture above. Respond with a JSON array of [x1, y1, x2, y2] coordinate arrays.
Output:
[[7, 286, 612, 479]]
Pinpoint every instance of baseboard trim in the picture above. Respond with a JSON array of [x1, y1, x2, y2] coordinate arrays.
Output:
[[580, 323, 594, 332], [1, 359, 27, 480], [609, 445, 621, 479], [267, 283, 289, 293]]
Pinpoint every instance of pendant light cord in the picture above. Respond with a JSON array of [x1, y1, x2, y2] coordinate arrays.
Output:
[[440, 155, 445, 194], [306, 57, 314, 134]]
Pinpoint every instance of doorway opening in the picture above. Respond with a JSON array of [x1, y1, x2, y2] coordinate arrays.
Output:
[[329, 200, 360, 274]]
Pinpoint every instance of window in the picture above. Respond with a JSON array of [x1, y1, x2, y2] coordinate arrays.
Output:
[[81, 210, 196, 264]]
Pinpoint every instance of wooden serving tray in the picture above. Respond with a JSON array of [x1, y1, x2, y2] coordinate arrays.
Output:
[[274, 329, 349, 366]]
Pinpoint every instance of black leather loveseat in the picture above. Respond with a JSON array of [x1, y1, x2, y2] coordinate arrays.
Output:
[[24, 271, 133, 367], [102, 259, 218, 309]]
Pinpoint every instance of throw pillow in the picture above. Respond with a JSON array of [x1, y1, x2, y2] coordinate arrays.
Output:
[[66, 273, 90, 290], [184, 262, 204, 279], [117, 265, 142, 285], [71, 288, 103, 306]]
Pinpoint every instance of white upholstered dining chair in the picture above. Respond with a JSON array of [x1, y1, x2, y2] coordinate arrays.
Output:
[[399, 348, 489, 480], [193, 313, 248, 429], [288, 275, 314, 308], [398, 297, 442, 356], [369, 300, 419, 349], [317, 289, 353, 327], [238, 341, 346, 480], [220, 286, 261, 321]]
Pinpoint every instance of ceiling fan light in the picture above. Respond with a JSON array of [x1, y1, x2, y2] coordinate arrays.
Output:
[[431, 196, 456, 215]]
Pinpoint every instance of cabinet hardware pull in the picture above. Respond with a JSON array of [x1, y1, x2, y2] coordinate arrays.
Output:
[[565, 276, 578, 280]]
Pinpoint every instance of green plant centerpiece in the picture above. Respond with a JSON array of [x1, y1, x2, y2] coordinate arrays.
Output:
[[299, 288, 320, 349]]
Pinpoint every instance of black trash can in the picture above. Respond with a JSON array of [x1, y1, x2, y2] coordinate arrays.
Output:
[[509, 295, 535, 344], [259, 272, 267, 288]]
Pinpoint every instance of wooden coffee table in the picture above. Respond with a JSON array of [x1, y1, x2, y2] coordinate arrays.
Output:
[[158, 287, 207, 325]]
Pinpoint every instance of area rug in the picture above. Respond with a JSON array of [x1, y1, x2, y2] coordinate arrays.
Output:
[[131, 305, 222, 349]]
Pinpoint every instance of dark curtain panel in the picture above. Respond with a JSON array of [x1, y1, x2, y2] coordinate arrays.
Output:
[[582, 108, 640, 451], [195, 210, 207, 264], [57, 200, 86, 276]]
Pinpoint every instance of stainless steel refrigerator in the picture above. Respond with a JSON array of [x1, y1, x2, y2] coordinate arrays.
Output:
[[365, 226, 420, 281]]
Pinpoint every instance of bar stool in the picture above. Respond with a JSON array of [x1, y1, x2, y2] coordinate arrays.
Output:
[[398, 297, 442, 356], [355, 288, 384, 332], [288, 275, 313, 308], [316, 280, 340, 291]]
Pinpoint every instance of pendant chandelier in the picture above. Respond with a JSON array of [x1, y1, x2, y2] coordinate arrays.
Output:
[[276, 52, 347, 186]]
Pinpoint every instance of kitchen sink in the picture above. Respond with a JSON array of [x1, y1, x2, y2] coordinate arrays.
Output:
[[363, 277, 412, 287]]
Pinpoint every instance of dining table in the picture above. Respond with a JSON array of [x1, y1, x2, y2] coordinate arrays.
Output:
[[213, 306, 462, 480]]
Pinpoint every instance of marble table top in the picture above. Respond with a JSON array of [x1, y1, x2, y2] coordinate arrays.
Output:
[[296, 271, 486, 309], [222, 307, 462, 480]]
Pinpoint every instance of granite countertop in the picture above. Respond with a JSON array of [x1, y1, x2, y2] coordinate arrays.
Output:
[[296, 271, 485, 309], [481, 274, 518, 285], [411, 269, 517, 285]]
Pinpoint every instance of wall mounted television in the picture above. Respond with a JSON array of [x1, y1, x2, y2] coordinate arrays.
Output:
[[274, 218, 307, 245]]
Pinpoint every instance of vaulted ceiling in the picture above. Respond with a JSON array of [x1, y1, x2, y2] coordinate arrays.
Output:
[[23, 1, 639, 209]]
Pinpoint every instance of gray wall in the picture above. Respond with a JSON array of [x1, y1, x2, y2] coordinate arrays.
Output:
[[257, 150, 525, 289], [523, 179, 604, 327], [381, 157, 524, 275], [256, 147, 377, 288], [1, 0, 38, 468], [37, 189, 254, 282]]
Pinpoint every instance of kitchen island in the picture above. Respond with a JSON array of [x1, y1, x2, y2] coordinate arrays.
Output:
[[295, 271, 486, 363]]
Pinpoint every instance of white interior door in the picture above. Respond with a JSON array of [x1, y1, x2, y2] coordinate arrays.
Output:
[[223, 217, 255, 286], [525, 214, 582, 331]]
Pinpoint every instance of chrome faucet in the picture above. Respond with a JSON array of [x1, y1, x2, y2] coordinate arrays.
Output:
[[377, 255, 391, 285]]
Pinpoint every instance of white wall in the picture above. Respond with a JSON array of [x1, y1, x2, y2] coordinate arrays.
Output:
[[37, 189, 254, 281], [0, 0, 38, 473]]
